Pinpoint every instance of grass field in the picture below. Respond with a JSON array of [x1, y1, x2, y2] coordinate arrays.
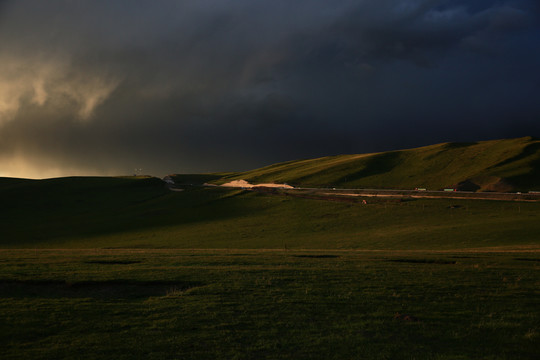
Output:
[[1, 165, 539, 358], [1, 176, 540, 249], [1, 249, 539, 359]]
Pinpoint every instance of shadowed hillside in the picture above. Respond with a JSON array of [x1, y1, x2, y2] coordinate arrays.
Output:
[[209, 137, 540, 192], [1, 174, 540, 249]]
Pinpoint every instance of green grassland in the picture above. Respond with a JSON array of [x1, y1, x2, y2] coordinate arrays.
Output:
[[206, 136, 540, 192], [1, 176, 540, 249], [1, 249, 539, 359], [1, 137, 539, 359]]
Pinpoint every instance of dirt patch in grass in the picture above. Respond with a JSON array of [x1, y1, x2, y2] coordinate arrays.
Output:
[[387, 258, 456, 265], [293, 255, 340, 259], [0, 279, 203, 299]]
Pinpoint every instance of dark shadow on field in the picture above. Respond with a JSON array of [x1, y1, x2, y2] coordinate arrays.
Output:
[[423, 141, 476, 161], [489, 142, 540, 190], [169, 173, 230, 185], [0, 279, 203, 299], [292, 255, 340, 259], [386, 258, 456, 265], [84, 260, 141, 265], [0, 177, 254, 246], [443, 142, 478, 149], [489, 142, 540, 169], [454, 179, 481, 192], [507, 158, 540, 190], [335, 151, 402, 184], [0, 177, 36, 190]]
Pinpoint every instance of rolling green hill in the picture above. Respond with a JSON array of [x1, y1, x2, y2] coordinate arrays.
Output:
[[1, 137, 539, 249], [207, 136, 540, 192], [1, 174, 539, 249]]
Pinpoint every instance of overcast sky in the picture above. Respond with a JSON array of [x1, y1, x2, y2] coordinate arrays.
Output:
[[0, 0, 539, 178]]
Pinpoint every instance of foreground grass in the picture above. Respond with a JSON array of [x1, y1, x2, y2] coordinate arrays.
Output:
[[0, 249, 538, 359]]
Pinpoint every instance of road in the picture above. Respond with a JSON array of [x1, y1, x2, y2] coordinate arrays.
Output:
[[164, 178, 540, 202], [254, 186, 540, 202]]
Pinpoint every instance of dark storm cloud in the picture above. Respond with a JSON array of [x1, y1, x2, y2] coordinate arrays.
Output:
[[0, 0, 539, 178]]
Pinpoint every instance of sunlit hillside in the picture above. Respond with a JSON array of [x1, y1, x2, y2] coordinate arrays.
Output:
[[207, 137, 540, 192]]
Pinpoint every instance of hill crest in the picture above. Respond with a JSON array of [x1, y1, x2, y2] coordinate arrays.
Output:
[[188, 137, 540, 192]]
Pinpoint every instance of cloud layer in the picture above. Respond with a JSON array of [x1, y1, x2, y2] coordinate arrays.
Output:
[[1, 0, 539, 178]]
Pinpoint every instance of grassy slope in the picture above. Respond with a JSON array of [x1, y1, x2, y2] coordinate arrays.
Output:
[[168, 173, 238, 185], [0, 177, 36, 189], [1, 176, 539, 249], [1, 176, 169, 246], [210, 136, 540, 191]]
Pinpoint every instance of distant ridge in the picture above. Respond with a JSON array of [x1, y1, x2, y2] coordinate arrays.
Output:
[[201, 137, 540, 192]]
